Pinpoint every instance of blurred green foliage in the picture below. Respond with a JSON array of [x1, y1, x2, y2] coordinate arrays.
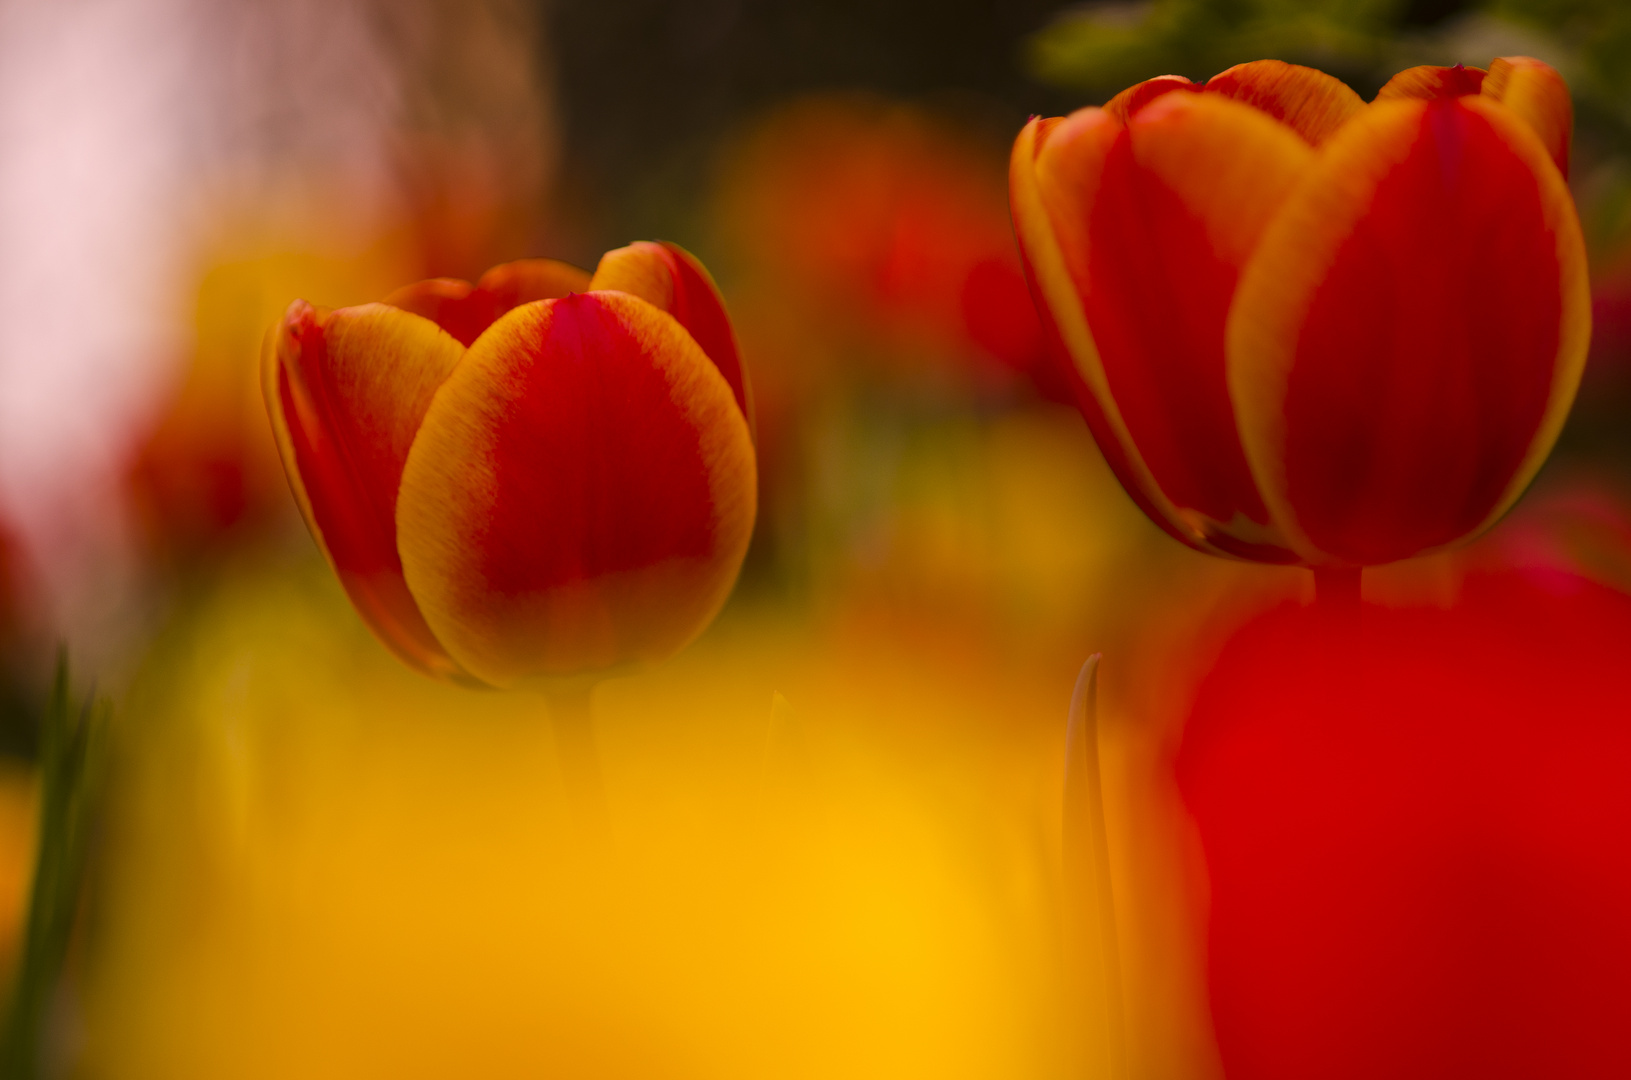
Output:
[[1028, 0, 1407, 96], [1493, 1, 1631, 132], [1, 657, 105, 1080], [1026, 0, 1631, 150]]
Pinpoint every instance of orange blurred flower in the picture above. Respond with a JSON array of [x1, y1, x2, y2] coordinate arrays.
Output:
[[264, 244, 756, 688], [1011, 58, 1588, 568]]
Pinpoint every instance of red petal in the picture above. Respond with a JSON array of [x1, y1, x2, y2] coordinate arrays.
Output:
[[263, 300, 478, 682], [384, 260, 591, 347], [589, 242, 753, 432], [1230, 97, 1589, 565], [1375, 64, 1488, 101], [475, 259, 594, 316], [1076, 95, 1311, 552], [1102, 75, 1199, 124], [1204, 59, 1364, 145], [381, 278, 491, 348], [1013, 111, 1209, 553], [1012, 96, 1315, 561], [1483, 56, 1573, 179], [395, 292, 756, 686]]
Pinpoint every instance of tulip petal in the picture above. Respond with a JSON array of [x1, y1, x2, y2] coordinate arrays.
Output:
[[396, 291, 757, 687], [1102, 75, 1198, 125], [475, 257, 593, 311], [1229, 96, 1590, 566], [1484, 56, 1572, 179], [1013, 112, 1203, 553], [1374, 64, 1487, 101], [381, 278, 488, 348], [264, 300, 479, 682], [590, 241, 753, 430], [384, 259, 591, 347], [1204, 60, 1364, 145], [1017, 94, 1313, 560]]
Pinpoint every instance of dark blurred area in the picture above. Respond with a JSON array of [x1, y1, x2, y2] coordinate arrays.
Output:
[[542, 0, 1078, 260], [539, 0, 1508, 255], [0, 530, 35, 762]]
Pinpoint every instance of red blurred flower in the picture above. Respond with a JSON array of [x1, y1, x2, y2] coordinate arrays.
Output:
[[721, 98, 1058, 394], [127, 373, 283, 562], [264, 244, 756, 688], [1176, 571, 1631, 1078], [1011, 58, 1587, 567]]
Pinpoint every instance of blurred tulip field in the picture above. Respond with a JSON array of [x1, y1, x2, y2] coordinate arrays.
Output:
[[2, 0, 1631, 1077]]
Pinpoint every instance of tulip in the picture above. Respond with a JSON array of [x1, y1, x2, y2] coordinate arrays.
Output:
[[1177, 571, 1631, 1078], [263, 244, 756, 691], [1010, 58, 1588, 578]]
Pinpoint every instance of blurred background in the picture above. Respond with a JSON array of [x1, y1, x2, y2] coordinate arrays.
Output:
[[0, 0, 1629, 1076]]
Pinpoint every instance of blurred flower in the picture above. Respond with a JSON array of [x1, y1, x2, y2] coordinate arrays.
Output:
[[718, 97, 1056, 396], [265, 245, 755, 688], [1177, 570, 1631, 1078], [123, 254, 376, 567], [1457, 471, 1631, 595], [1011, 58, 1588, 568]]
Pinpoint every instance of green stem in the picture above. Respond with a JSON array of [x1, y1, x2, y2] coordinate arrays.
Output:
[[1, 654, 106, 1080]]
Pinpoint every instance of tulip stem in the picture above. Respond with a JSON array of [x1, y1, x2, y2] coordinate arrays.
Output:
[[546, 681, 606, 835], [1313, 567, 1362, 618]]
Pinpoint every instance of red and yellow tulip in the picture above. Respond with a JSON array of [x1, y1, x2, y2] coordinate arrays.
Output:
[[1011, 58, 1587, 568], [263, 243, 756, 688]]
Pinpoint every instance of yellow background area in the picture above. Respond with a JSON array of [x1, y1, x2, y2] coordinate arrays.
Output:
[[79, 407, 1249, 1080]]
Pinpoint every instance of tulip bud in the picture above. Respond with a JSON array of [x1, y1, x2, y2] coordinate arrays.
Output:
[[1011, 58, 1588, 568], [264, 248, 756, 688]]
